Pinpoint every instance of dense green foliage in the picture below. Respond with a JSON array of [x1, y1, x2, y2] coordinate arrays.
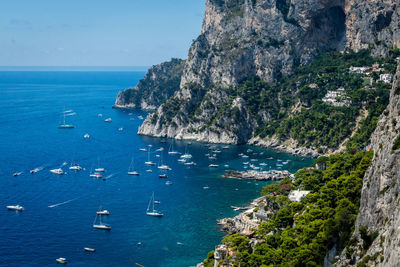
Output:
[[212, 151, 373, 266], [119, 58, 184, 108]]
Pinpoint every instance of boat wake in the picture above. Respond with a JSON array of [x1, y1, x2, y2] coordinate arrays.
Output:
[[48, 196, 81, 208]]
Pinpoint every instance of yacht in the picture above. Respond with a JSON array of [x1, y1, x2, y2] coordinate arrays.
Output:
[[167, 143, 180, 155], [177, 158, 186, 162], [159, 174, 168, 178], [139, 148, 147, 152], [146, 169, 153, 173], [128, 158, 140, 175], [95, 158, 105, 172], [222, 146, 230, 149], [156, 147, 164, 152], [90, 172, 102, 179], [104, 118, 112, 122], [165, 181, 172, 185], [84, 248, 96, 252], [56, 258, 67, 264], [144, 148, 156, 166], [96, 210, 110, 215], [209, 164, 219, 168], [84, 134, 90, 139], [7, 205, 24, 211], [184, 161, 196, 166], [146, 192, 163, 217], [50, 168, 64, 175], [58, 111, 75, 129], [93, 214, 111, 230]]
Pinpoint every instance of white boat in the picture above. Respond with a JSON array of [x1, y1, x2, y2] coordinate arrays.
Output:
[[98, 113, 102, 117], [7, 205, 24, 211], [84, 247, 96, 252], [96, 209, 110, 215], [104, 118, 112, 122], [90, 173, 102, 178], [139, 148, 147, 152], [95, 158, 105, 172], [56, 257, 67, 264], [167, 144, 180, 155], [84, 134, 90, 139], [144, 148, 155, 166], [222, 146, 230, 149], [180, 153, 192, 159], [13, 172, 22, 176], [159, 174, 168, 178], [243, 162, 250, 165], [184, 161, 196, 166], [50, 168, 64, 175], [128, 158, 140, 175], [93, 214, 111, 230], [165, 181, 172, 185], [177, 158, 186, 162], [209, 164, 219, 168], [241, 154, 249, 158], [30, 168, 40, 174], [59, 110, 75, 129], [146, 169, 153, 173], [68, 156, 82, 171], [158, 165, 170, 170], [156, 147, 164, 152], [203, 186, 209, 190], [138, 115, 144, 119], [153, 200, 161, 204], [118, 127, 123, 131], [146, 192, 163, 217]]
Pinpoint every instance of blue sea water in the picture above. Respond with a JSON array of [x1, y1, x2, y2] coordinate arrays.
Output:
[[0, 71, 313, 267]]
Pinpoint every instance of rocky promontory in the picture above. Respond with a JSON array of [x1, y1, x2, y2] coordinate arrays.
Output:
[[113, 58, 185, 110]]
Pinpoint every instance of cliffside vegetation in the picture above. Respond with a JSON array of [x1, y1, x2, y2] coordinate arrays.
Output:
[[204, 151, 373, 266], [114, 58, 185, 109], [156, 49, 398, 151]]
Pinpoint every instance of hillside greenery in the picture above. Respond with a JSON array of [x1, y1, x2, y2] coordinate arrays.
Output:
[[204, 151, 373, 266]]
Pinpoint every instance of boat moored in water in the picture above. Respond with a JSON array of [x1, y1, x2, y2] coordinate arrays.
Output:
[[56, 258, 67, 264], [96, 209, 110, 215], [50, 168, 64, 175], [84, 247, 96, 252], [7, 205, 24, 211]]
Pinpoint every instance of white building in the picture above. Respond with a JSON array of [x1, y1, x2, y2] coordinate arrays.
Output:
[[379, 74, 393, 84], [288, 190, 310, 202], [349, 66, 369, 74], [322, 87, 352, 107]]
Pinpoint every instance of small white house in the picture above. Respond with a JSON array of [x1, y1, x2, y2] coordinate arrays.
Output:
[[288, 190, 310, 202], [379, 74, 393, 84], [349, 66, 368, 74]]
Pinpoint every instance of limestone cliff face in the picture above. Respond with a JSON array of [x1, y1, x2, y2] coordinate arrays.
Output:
[[345, 0, 400, 56], [336, 61, 400, 266], [113, 58, 185, 110], [136, 0, 399, 155]]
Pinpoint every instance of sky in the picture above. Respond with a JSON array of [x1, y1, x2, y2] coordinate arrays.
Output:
[[0, 0, 205, 67]]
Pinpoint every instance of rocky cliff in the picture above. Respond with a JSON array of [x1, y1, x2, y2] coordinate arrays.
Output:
[[113, 58, 185, 110], [136, 0, 399, 156], [336, 61, 400, 266]]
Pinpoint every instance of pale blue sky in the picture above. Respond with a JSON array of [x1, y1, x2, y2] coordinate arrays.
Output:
[[0, 0, 205, 66]]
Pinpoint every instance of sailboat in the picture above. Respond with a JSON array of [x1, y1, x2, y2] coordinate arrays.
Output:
[[146, 192, 163, 217], [128, 158, 140, 175], [144, 148, 155, 166], [167, 143, 180, 155], [89, 165, 102, 178], [93, 214, 111, 230], [157, 152, 171, 170], [180, 145, 192, 159], [95, 158, 105, 172], [58, 110, 75, 129]]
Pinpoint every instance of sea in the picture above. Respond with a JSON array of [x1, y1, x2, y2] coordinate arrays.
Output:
[[0, 69, 313, 267]]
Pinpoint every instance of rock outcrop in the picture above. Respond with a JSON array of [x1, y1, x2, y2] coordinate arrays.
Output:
[[113, 58, 185, 110], [336, 61, 400, 266], [136, 0, 400, 154]]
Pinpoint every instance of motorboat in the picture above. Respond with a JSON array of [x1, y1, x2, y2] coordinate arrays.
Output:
[[159, 174, 168, 178], [50, 168, 64, 175], [7, 205, 24, 211], [209, 164, 219, 168], [69, 165, 82, 171], [96, 210, 110, 215], [84, 248, 96, 252], [90, 173, 102, 179], [104, 118, 112, 122], [165, 181, 172, 185], [56, 258, 67, 264], [84, 134, 90, 139]]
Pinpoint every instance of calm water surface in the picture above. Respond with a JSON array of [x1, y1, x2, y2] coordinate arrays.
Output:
[[0, 71, 313, 266]]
